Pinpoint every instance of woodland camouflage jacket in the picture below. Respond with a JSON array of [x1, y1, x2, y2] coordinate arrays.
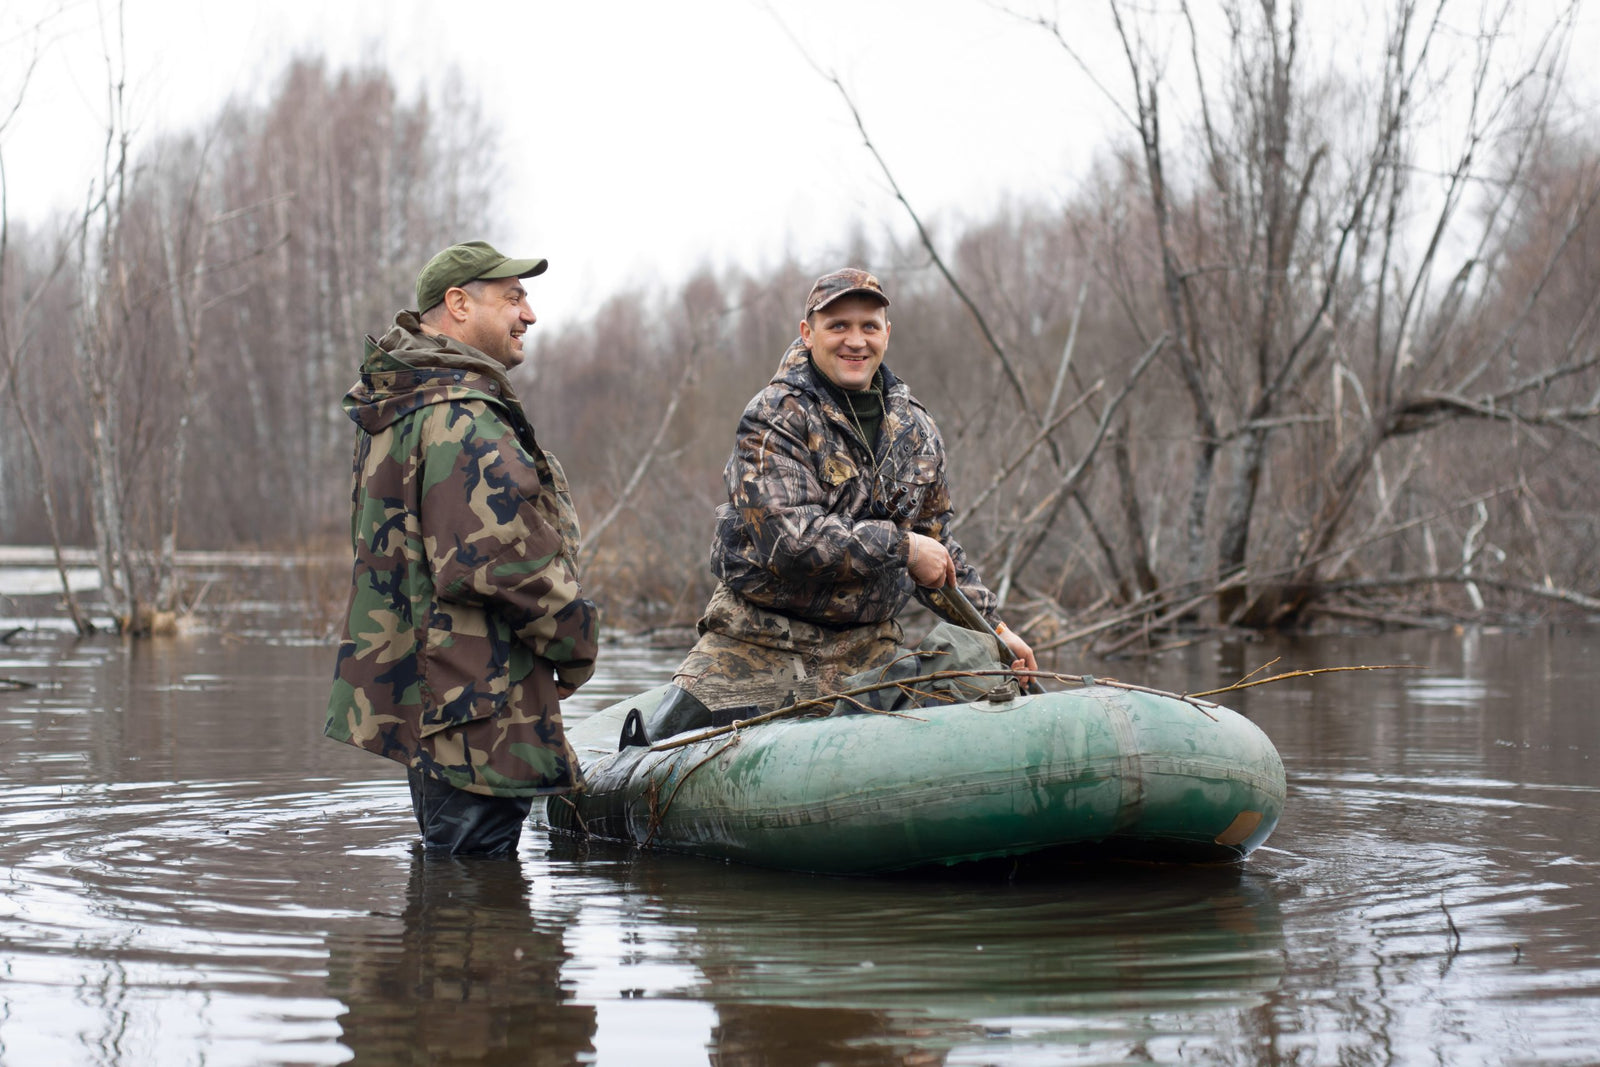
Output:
[[710, 338, 998, 628], [324, 312, 598, 798]]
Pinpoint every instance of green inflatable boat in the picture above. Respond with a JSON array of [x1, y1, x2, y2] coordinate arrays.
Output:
[[541, 683, 1285, 874]]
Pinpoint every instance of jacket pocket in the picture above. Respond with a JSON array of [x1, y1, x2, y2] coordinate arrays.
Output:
[[872, 454, 939, 522], [417, 605, 513, 736]]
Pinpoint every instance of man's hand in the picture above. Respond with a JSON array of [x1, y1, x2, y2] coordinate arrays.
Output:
[[557, 684, 577, 700], [906, 531, 957, 588], [996, 622, 1037, 677]]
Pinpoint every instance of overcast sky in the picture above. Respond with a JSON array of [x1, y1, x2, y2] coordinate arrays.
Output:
[[3, 0, 1595, 320]]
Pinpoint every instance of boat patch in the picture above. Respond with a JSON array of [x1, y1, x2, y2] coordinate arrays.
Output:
[[1214, 809, 1263, 847]]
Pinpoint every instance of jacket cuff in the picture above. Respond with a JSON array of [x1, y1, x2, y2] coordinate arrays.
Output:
[[556, 661, 596, 691]]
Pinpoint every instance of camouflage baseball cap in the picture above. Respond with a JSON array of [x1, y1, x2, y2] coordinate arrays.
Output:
[[803, 267, 890, 318], [415, 241, 549, 312]]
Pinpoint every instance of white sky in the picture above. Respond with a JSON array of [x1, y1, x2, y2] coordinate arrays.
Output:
[[2, 0, 1595, 320], [2, 0, 1127, 319]]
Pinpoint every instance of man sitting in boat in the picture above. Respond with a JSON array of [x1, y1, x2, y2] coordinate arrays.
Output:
[[653, 268, 1037, 736]]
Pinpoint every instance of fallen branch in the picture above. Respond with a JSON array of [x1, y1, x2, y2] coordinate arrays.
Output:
[[1032, 570, 1246, 658], [1027, 487, 1531, 652], [1308, 602, 1459, 630], [1319, 572, 1600, 613], [1094, 572, 1246, 658]]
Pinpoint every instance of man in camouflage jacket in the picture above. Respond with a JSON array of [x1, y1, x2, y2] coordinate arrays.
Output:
[[668, 268, 1034, 721], [326, 241, 598, 857]]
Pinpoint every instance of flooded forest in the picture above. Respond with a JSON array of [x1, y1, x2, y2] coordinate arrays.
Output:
[[3, 3, 1599, 653], [3, 3, 1600, 1065]]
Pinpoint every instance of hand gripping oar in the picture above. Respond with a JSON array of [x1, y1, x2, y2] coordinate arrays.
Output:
[[929, 582, 1044, 695]]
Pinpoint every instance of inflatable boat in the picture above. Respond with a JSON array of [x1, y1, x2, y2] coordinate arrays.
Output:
[[540, 682, 1285, 874]]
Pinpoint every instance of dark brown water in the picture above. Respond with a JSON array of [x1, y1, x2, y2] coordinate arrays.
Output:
[[1, 617, 1597, 1065]]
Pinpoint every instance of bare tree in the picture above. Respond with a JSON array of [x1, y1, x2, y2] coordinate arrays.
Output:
[[3, 37, 504, 632], [0, 3, 97, 632], [1010, 0, 1597, 639], [71, 0, 139, 629]]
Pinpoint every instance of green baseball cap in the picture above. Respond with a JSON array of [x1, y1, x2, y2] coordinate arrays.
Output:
[[415, 240, 548, 312]]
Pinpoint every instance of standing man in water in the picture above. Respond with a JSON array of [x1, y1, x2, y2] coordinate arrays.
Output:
[[325, 241, 599, 858], [658, 267, 1035, 731]]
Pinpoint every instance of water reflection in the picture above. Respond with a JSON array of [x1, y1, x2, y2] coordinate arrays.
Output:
[[328, 850, 596, 1065], [542, 844, 1286, 1064], [0, 620, 1598, 1064]]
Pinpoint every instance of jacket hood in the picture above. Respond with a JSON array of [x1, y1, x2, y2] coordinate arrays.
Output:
[[343, 310, 525, 434]]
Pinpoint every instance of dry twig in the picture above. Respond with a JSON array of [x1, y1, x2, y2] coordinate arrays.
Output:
[[1184, 663, 1423, 699], [647, 657, 1428, 753]]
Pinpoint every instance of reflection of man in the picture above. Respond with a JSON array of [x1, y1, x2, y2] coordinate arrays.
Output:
[[329, 851, 596, 1063], [325, 241, 598, 857], [710, 1002, 948, 1066], [667, 268, 1034, 722]]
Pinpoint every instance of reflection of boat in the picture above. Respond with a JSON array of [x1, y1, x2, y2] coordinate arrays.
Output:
[[540, 837, 1289, 1062], [543, 683, 1285, 874], [659, 860, 1289, 1046]]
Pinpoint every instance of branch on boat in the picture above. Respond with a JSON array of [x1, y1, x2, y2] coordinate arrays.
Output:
[[648, 668, 1237, 754], [1185, 662, 1424, 700], [643, 735, 741, 847], [648, 688, 931, 752], [643, 654, 1438, 758], [551, 793, 590, 838]]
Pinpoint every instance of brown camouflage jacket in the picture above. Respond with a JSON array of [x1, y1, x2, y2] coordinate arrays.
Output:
[[710, 338, 998, 627], [324, 312, 598, 797]]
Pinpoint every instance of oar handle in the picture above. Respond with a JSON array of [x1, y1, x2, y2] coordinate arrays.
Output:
[[933, 582, 1043, 694]]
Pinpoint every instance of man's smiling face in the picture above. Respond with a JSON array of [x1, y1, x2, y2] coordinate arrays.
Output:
[[800, 295, 891, 392], [459, 276, 536, 369]]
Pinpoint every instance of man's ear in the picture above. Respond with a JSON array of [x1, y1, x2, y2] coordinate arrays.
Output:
[[798, 317, 813, 349], [442, 286, 472, 322]]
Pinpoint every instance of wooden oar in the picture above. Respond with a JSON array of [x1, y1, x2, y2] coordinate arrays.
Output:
[[930, 582, 1044, 694]]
